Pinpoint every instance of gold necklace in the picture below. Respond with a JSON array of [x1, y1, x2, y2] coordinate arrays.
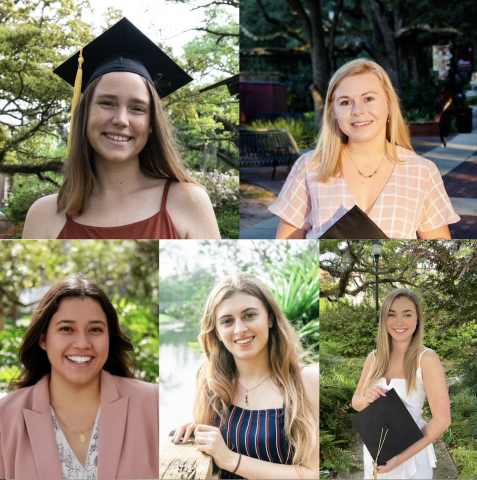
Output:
[[237, 375, 271, 406], [53, 408, 96, 443], [346, 149, 386, 179]]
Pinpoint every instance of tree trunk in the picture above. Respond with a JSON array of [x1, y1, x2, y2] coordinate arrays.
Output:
[[285, 0, 330, 128]]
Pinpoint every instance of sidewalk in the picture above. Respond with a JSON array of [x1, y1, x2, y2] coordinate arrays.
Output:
[[240, 108, 477, 239]]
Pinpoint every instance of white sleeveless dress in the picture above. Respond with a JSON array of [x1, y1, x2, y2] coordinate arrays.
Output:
[[363, 348, 437, 479]]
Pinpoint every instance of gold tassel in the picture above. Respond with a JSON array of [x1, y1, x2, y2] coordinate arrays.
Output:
[[66, 48, 84, 156], [374, 427, 389, 479]]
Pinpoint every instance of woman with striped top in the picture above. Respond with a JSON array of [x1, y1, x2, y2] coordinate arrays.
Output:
[[171, 272, 320, 479]]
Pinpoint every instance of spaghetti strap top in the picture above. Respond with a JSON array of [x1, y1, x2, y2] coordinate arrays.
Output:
[[219, 405, 293, 479], [57, 179, 180, 239]]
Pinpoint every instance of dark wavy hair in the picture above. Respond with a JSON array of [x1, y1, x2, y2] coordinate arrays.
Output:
[[10, 276, 135, 390]]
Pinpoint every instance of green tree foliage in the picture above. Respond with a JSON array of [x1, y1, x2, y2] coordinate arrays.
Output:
[[163, 3, 239, 170], [0, 0, 120, 176]]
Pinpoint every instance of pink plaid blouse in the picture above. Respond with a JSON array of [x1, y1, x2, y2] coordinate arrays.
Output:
[[269, 147, 460, 239]]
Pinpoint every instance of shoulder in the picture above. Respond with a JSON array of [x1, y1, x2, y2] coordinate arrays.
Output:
[[291, 150, 316, 175], [0, 385, 35, 418], [419, 347, 442, 368], [166, 181, 221, 239], [111, 375, 158, 402], [168, 181, 212, 208], [395, 146, 439, 174], [22, 193, 66, 239], [300, 364, 319, 406]]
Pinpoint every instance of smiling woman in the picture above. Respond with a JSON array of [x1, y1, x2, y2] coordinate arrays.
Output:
[[352, 289, 451, 479], [22, 18, 220, 240], [269, 58, 460, 240], [0, 276, 159, 480], [171, 272, 320, 480]]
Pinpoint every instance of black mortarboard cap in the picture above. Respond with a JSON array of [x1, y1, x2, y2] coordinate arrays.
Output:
[[351, 388, 424, 470], [319, 205, 389, 239], [54, 17, 192, 98]]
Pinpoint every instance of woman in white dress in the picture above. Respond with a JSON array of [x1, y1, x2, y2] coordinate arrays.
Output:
[[352, 289, 451, 479], [269, 59, 460, 239]]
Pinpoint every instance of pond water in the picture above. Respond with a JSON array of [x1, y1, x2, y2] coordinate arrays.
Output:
[[159, 324, 203, 450]]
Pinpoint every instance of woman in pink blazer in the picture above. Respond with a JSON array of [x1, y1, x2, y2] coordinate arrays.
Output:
[[0, 276, 159, 479]]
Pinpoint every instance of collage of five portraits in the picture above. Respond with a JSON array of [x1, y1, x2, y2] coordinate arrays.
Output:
[[1, 0, 477, 479]]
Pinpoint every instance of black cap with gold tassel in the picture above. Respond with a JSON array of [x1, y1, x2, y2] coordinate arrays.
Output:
[[66, 48, 83, 156], [54, 18, 192, 148]]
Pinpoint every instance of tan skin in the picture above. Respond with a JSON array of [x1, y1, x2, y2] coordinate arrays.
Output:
[[22, 72, 220, 239], [172, 293, 320, 479], [352, 297, 451, 474], [276, 72, 451, 240], [39, 297, 109, 467]]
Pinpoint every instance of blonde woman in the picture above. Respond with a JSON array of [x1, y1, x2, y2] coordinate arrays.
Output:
[[171, 273, 320, 479], [352, 289, 451, 479], [269, 59, 460, 239]]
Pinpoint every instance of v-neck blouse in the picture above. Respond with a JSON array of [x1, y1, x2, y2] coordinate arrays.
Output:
[[269, 147, 460, 239], [51, 406, 100, 480]]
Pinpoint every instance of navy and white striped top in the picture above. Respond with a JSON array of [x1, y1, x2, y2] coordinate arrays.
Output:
[[219, 405, 293, 479]]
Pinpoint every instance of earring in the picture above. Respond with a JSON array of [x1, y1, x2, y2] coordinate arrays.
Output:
[[387, 115, 390, 123]]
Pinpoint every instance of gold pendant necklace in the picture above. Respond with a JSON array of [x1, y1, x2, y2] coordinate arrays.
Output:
[[53, 408, 96, 443], [347, 149, 386, 179]]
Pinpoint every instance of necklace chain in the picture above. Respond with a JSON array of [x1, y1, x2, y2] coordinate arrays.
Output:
[[52, 407, 96, 443], [346, 149, 386, 179], [237, 375, 271, 406]]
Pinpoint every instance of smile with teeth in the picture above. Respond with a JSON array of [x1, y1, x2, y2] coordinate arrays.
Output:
[[105, 133, 131, 141], [352, 121, 373, 126], [393, 328, 407, 333], [66, 356, 93, 364], [235, 336, 254, 345]]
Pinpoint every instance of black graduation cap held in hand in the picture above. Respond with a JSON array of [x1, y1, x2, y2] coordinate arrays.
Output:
[[351, 388, 424, 477], [319, 205, 389, 239], [53, 17, 193, 153]]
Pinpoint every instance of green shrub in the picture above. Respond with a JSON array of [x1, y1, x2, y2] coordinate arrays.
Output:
[[401, 80, 442, 122], [320, 345, 363, 476], [2, 183, 57, 225], [249, 114, 317, 149], [214, 201, 239, 239], [321, 299, 377, 357]]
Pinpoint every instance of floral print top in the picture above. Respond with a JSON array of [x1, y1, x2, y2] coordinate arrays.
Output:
[[51, 406, 100, 480]]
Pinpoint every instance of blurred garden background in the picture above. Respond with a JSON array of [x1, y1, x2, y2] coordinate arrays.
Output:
[[0, 239, 159, 395], [159, 239, 319, 448], [319, 240, 477, 480], [0, 0, 239, 239]]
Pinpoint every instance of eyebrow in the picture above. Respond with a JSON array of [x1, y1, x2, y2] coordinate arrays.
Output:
[[95, 93, 149, 105], [336, 91, 379, 101], [388, 309, 413, 313], [55, 319, 107, 326], [218, 307, 259, 320]]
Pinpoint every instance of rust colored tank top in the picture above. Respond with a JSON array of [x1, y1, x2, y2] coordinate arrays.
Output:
[[57, 179, 180, 239]]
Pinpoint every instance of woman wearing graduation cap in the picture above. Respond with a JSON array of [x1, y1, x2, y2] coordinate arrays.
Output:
[[269, 59, 460, 240], [22, 18, 221, 240]]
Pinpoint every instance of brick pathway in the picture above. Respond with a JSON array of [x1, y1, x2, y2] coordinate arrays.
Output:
[[443, 158, 477, 197]]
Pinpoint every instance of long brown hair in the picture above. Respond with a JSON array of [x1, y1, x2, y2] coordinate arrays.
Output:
[[194, 272, 317, 468], [10, 276, 135, 390], [362, 288, 425, 396], [57, 75, 200, 216]]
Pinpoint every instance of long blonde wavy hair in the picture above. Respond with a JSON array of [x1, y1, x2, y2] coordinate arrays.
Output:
[[308, 58, 413, 183], [194, 272, 317, 468], [362, 289, 425, 397]]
